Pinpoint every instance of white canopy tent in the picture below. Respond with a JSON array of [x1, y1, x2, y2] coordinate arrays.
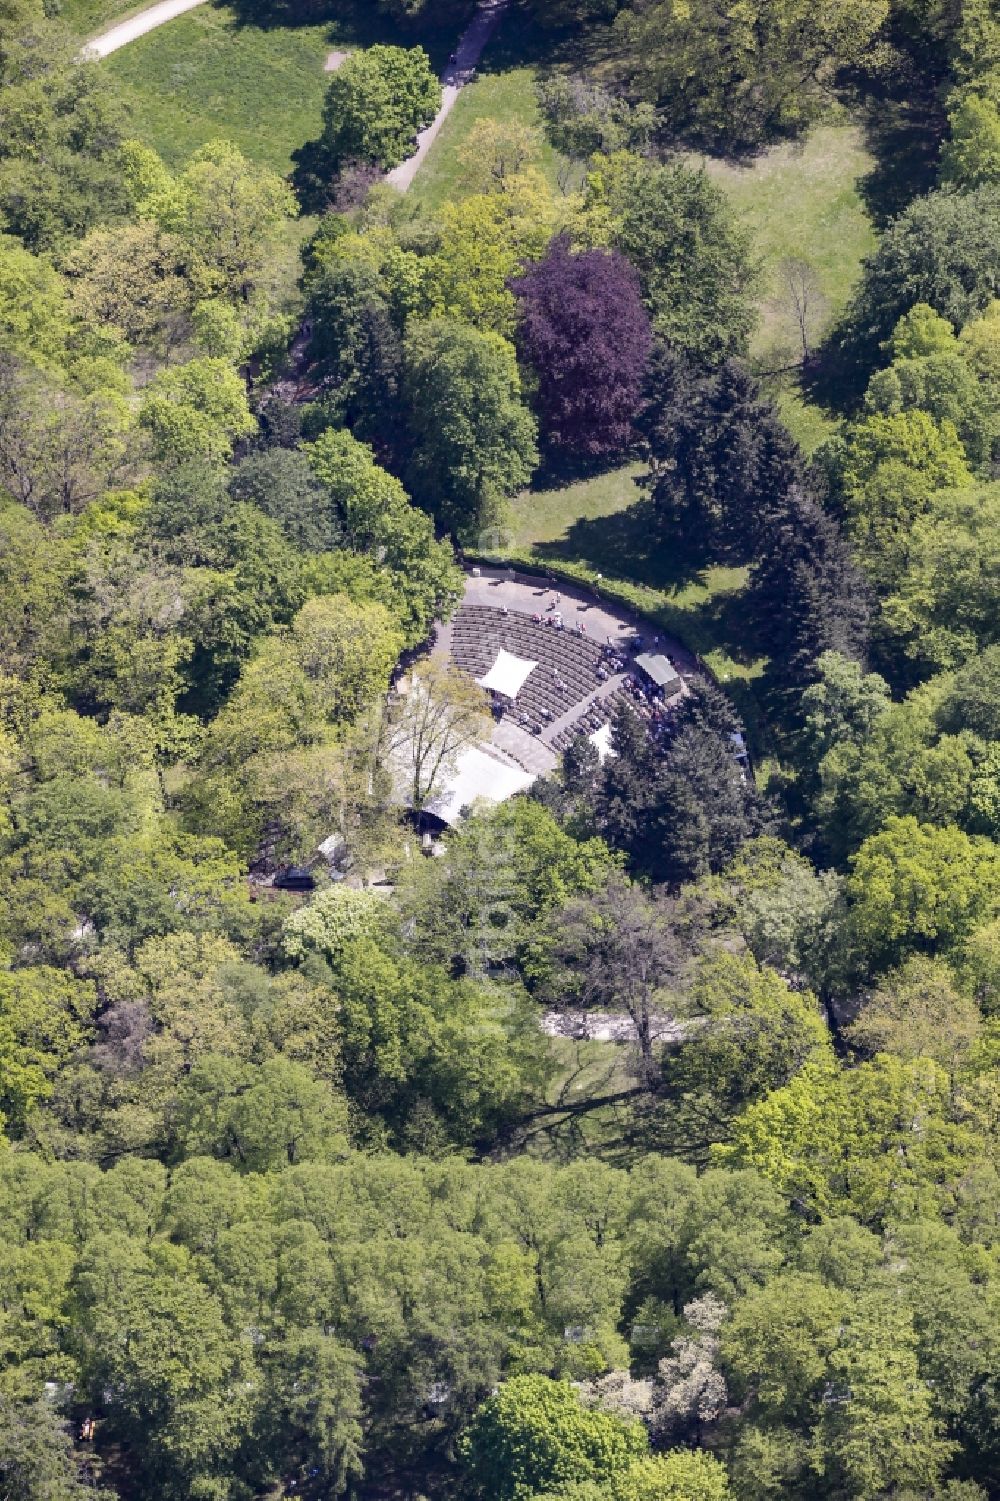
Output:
[[588, 723, 616, 763], [476, 648, 537, 700], [424, 746, 535, 827]]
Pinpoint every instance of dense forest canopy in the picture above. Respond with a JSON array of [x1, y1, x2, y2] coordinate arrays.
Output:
[[1, 0, 1000, 1497]]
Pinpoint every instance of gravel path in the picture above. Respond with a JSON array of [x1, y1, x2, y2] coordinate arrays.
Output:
[[385, 0, 510, 192], [84, 0, 207, 57]]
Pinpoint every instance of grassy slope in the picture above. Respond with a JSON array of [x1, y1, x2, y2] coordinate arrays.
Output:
[[100, 0, 462, 172], [481, 464, 764, 744], [104, 5, 336, 172], [408, 64, 566, 212], [64, 0, 159, 39]]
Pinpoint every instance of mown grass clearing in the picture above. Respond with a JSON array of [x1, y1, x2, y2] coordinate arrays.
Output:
[[409, 64, 567, 212], [105, 5, 335, 171], [693, 122, 877, 365]]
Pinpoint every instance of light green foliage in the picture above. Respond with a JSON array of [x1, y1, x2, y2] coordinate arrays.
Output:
[[0, 968, 97, 1132], [134, 138, 296, 308], [612, 1451, 733, 1501], [813, 1291, 956, 1498], [428, 172, 558, 335], [847, 955, 982, 1071], [63, 223, 191, 353], [0, 0, 129, 251], [283, 887, 390, 965], [305, 428, 463, 644], [0, 362, 134, 522], [824, 410, 972, 586], [397, 798, 618, 978], [209, 593, 402, 760], [323, 45, 440, 172], [722, 1271, 844, 1421], [943, 93, 1000, 187], [139, 357, 255, 465], [0, 236, 71, 367], [878, 482, 1000, 674], [403, 316, 538, 539], [460, 1374, 649, 1501], [171, 1054, 351, 1169], [846, 815, 1000, 971], [667, 953, 832, 1140], [721, 1052, 990, 1224]]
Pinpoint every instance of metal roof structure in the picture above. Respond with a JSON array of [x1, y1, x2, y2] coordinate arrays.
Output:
[[634, 652, 682, 691]]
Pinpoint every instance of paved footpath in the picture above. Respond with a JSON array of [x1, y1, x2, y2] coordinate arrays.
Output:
[[85, 0, 207, 57], [386, 0, 510, 192]]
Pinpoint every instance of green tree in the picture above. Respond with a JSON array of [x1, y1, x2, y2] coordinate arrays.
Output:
[[0, 1394, 112, 1500], [582, 154, 760, 361], [403, 316, 538, 539], [138, 139, 296, 306], [321, 45, 440, 172], [813, 1291, 956, 1498], [460, 1375, 649, 1501], [845, 816, 1000, 973], [942, 93, 1000, 187], [139, 357, 255, 465]]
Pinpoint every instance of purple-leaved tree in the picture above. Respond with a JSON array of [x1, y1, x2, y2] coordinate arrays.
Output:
[[511, 235, 652, 457]]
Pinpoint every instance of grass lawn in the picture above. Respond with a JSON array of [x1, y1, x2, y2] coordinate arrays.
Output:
[[692, 122, 877, 367], [67, 0, 155, 39], [105, 5, 337, 172], [409, 64, 567, 213], [477, 462, 768, 750], [100, 0, 464, 172]]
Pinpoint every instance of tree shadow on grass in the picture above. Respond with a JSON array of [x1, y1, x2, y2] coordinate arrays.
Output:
[[854, 88, 945, 232], [530, 498, 763, 669], [224, 0, 464, 67]]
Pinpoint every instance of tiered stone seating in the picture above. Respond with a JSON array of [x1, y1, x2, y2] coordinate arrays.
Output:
[[551, 687, 630, 753], [452, 605, 604, 725]]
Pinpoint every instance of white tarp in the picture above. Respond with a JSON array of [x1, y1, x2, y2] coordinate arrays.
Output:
[[425, 746, 535, 826], [588, 723, 616, 763], [476, 648, 537, 700]]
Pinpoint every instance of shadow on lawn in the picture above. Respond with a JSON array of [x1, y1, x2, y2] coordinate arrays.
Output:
[[530, 497, 762, 670], [224, 0, 463, 66]]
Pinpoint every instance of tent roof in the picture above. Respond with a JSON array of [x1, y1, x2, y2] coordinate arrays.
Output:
[[635, 652, 681, 690], [476, 648, 537, 699], [588, 723, 616, 763], [425, 746, 535, 827]]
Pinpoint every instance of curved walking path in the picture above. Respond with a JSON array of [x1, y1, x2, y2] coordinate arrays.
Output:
[[386, 0, 509, 192], [85, 0, 206, 57], [84, 0, 509, 186]]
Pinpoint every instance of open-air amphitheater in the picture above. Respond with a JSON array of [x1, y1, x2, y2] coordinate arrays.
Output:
[[421, 567, 706, 826]]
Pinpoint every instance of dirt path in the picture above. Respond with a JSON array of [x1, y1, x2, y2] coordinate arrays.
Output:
[[385, 0, 509, 192], [85, 0, 206, 57]]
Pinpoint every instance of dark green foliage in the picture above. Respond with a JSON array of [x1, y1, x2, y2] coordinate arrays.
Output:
[[747, 486, 871, 714], [230, 448, 342, 554], [594, 686, 767, 885], [823, 184, 1000, 398], [306, 258, 403, 445], [589, 156, 761, 362], [640, 347, 802, 562]]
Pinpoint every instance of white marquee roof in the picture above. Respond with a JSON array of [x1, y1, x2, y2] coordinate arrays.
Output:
[[476, 648, 537, 700], [588, 723, 616, 763], [425, 746, 535, 826]]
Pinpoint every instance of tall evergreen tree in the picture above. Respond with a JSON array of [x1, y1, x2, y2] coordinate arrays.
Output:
[[639, 347, 801, 562]]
